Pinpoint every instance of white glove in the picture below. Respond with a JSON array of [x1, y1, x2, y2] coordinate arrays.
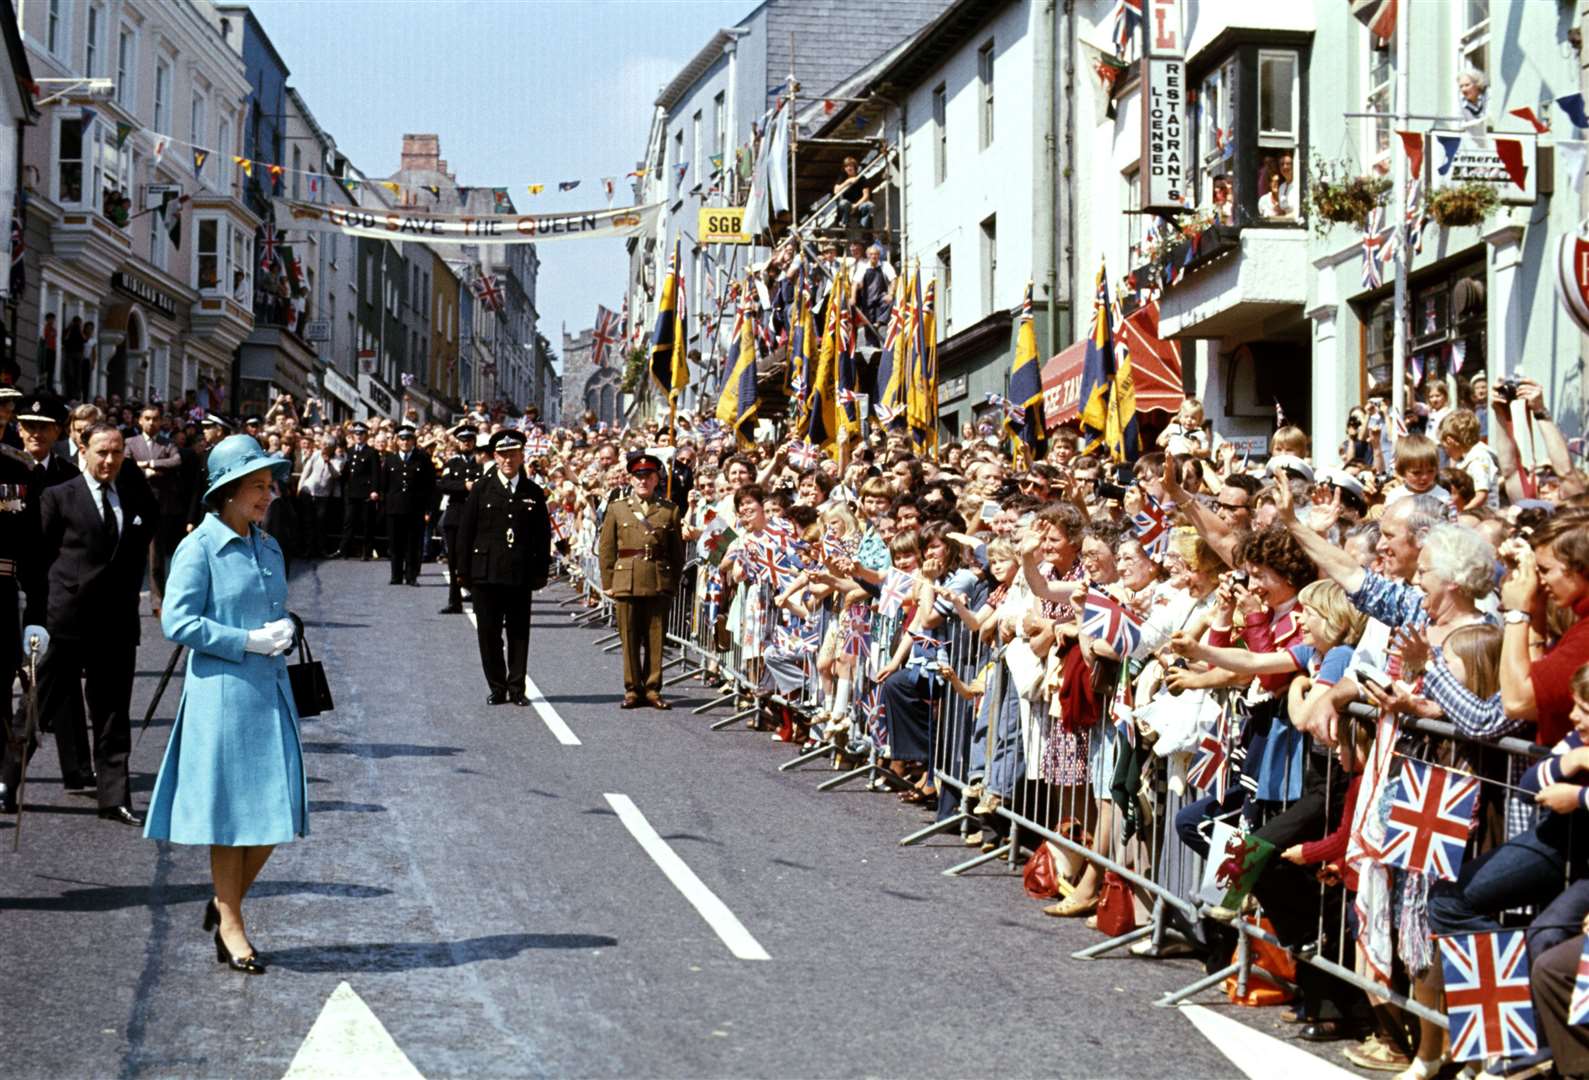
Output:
[[21, 624, 49, 656], [245, 619, 296, 656]]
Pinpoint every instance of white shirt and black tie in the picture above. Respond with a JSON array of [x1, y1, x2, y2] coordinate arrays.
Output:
[[82, 471, 122, 542]]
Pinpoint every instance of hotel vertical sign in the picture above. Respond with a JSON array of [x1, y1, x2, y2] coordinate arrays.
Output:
[[1140, 0, 1187, 213]]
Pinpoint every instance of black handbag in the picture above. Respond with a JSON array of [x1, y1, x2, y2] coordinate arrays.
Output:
[[286, 612, 334, 718]]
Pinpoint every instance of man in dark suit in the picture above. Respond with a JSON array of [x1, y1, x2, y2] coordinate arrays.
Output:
[[436, 425, 483, 614], [337, 422, 381, 559], [36, 421, 157, 825], [0, 394, 79, 813], [125, 404, 184, 614], [455, 429, 552, 705], [380, 423, 435, 586]]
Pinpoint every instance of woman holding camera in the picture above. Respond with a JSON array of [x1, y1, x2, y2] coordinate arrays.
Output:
[[144, 435, 309, 975]]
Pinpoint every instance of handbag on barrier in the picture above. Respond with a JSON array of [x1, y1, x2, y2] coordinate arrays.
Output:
[[286, 613, 335, 718]]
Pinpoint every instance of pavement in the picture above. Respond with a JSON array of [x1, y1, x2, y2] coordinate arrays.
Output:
[[2, 556, 1371, 1079]]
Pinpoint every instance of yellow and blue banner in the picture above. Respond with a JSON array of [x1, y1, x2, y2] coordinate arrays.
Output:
[[716, 290, 759, 447], [649, 240, 689, 405], [1078, 260, 1140, 464], [1007, 280, 1046, 461]]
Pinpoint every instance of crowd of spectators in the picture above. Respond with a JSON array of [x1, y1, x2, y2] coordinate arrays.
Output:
[[542, 381, 1589, 1080]]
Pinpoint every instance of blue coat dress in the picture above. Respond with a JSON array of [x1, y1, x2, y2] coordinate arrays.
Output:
[[143, 513, 309, 846]]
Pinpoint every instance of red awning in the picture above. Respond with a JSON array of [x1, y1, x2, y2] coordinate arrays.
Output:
[[1041, 300, 1183, 428]]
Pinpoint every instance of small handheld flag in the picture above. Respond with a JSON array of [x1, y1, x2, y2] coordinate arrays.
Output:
[[1439, 930, 1537, 1062]]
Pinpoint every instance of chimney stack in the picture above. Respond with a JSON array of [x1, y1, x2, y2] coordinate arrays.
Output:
[[400, 134, 441, 173]]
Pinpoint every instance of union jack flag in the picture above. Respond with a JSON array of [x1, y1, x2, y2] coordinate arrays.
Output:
[[697, 418, 726, 441], [1131, 494, 1171, 558], [523, 434, 553, 459], [984, 392, 1024, 424], [472, 271, 505, 313], [1438, 930, 1537, 1062], [819, 527, 853, 564], [789, 371, 808, 400], [838, 387, 861, 410], [550, 509, 571, 543], [775, 624, 818, 656], [879, 569, 915, 618], [862, 688, 887, 749], [1381, 760, 1479, 880], [1405, 178, 1426, 256], [1572, 937, 1589, 1025], [787, 440, 821, 469], [738, 535, 794, 591], [591, 304, 619, 367], [1187, 730, 1228, 800], [704, 572, 724, 622], [873, 401, 901, 426], [842, 605, 872, 657], [1361, 207, 1390, 290], [259, 222, 280, 271], [1111, 0, 1142, 59], [1081, 587, 1143, 656]]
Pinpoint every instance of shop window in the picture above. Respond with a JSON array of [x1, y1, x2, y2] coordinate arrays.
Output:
[[1361, 260, 1485, 400]]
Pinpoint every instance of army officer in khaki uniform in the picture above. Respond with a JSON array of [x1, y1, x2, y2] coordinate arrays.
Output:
[[599, 451, 685, 709]]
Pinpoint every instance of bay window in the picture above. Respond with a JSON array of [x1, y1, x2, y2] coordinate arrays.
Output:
[[57, 110, 130, 212], [1186, 35, 1307, 229], [195, 214, 252, 299]]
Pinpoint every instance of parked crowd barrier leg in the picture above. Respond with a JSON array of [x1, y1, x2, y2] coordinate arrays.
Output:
[[942, 841, 1012, 877], [1154, 962, 1242, 1009], [778, 742, 835, 772], [1071, 924, 1155, 961], [691, 691, 735, 715]]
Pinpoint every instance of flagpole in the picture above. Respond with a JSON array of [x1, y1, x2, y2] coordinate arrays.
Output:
[[1390, 0, 1409, 422]]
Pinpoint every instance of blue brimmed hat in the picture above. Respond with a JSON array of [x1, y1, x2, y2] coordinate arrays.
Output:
[[203, 434, 291, 501]]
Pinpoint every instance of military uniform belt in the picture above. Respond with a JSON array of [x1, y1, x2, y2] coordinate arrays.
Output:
[[0, 559, 14, 576], [616, 547, 656, 557]]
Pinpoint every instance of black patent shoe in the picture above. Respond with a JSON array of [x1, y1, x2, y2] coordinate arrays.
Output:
[[214, 931, 265, 974], [98, 805, 144, 827], [509, 692, 530, 707], [438, 605, 463, 615], [487, 691, 508, 706], [63, 770, 96, 791], [203, 899, 219, 932]]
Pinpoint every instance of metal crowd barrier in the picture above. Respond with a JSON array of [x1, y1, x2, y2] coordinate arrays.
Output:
[[553, 558, 1561, 1032]]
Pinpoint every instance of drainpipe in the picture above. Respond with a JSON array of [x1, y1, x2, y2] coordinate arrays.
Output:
[[1033, 0, 1059, 360]]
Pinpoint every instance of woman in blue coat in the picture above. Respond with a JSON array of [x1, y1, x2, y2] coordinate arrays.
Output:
[[144, 435, 307, 975]]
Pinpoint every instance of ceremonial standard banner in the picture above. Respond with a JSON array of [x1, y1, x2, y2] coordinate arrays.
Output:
[[272, 198, 664, 244]]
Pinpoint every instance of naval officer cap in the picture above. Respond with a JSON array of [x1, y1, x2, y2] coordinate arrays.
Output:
[[200, 412, 231, 431], [0, 385, 21, 401], [243, 414, 263, 428], [16, 392, 67, 426], [396, 423, 417, 438], [489, 429, 526, 454], [626, 451, 664, 475], [350, 421, 369, 434]]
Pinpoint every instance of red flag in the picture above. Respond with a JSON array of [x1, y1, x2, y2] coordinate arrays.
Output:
[[1509, 107, 1549, 134], [1395, 130, 1425, 178], [1493, 138, 1529, 190]]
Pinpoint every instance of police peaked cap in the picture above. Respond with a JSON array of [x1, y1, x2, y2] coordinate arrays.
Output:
[[451, 424, 478, 441], [489, 430, 526, 453], [200, 412, 232, 430], [0, 385, 21, 400], [16, 393, 67, 426], [350, 421, 369, 434], [396, 424, 418, 437]]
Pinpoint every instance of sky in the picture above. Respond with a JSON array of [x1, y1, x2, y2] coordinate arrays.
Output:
[[249, 0, 753, 372]]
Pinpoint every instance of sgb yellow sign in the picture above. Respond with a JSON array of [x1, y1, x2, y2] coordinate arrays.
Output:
[[699, 207, 749, 244]]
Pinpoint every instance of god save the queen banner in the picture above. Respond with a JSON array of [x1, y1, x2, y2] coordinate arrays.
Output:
[[272, 198, 665, 244]]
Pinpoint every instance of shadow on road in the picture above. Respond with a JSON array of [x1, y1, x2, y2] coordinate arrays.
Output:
[[300, 741, 465, 759], [307, 800, 387, 813], [264, 932, 620, 973], [0, 878, 392, 912]]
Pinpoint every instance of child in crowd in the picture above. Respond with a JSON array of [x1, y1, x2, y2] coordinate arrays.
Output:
[[1437, 408, 1499, 511], [1384, 433, 1453, 507]]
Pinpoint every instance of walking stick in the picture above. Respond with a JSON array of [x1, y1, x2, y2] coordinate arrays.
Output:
[[137, 642, 185, 747], [13, 633, 41, 852]]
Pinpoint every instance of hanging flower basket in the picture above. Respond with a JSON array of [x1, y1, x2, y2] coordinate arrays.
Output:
[[1306, 163, 1390, 231], [1427, 182, 1498, 228]]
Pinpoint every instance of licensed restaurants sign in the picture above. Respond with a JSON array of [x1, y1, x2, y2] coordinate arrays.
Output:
[[1141, 58, 1187, 212]]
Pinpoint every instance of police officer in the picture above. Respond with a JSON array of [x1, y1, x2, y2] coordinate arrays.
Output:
[[1, 394, 77, 812], [599, 451, 685, 710], [380, 423, 435, 586], [337, 421, 382, 559], [455, 430, 552, 706], [436, 424, 483, 614]]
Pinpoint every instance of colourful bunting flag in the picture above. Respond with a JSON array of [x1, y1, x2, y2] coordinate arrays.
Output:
[[527, 184, 545, 195], [1508, 106, 1549, 134], [1559, 92, 1589, 130], [1435, 135, 1462, 176], [234, 156, 252, 177], [1395, 130, 1424, 178], [423, 184, 439, 198], [192, 148, 207, 176], [114, 121, 133, 148], [558, 180, 579, 192], [1493, 138, 1528, 190]]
